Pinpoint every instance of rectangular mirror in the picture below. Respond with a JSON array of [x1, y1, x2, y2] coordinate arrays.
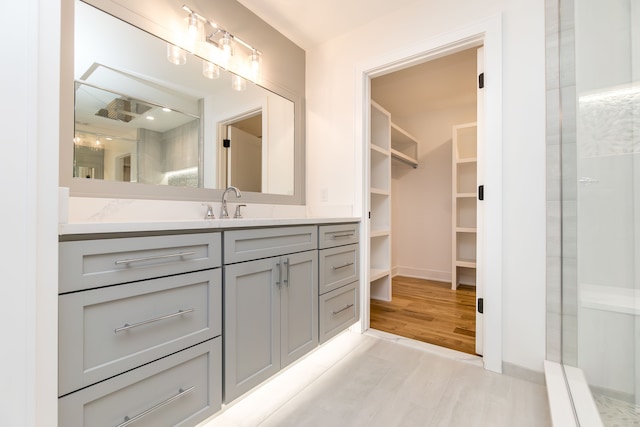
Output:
[[66, 0, 299, 200]]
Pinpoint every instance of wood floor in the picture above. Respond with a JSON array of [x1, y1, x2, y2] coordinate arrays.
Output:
[[370, 276, 477, 355]]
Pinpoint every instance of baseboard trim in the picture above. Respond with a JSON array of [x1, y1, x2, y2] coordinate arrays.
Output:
[[391, 266, 451, 283]]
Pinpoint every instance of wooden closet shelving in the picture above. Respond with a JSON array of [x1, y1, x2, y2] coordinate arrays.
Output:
[[452, 122, 478, 290]]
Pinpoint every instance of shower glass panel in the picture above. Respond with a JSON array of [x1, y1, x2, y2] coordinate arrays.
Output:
[[562, 0, 639, 423]]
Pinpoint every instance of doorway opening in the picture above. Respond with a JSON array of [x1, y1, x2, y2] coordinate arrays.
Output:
[[219, 110, 263, 192], [367, 47, 482, 356], [115, 153, 131, 182]]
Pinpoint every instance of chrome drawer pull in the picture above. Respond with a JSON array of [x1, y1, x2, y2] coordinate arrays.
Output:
[[116, 386, 195, 427], [331, 233, 354, 239], [114, 308, 195, 333], [332, 303, 354, 316], [332, 262, 354, 271], [114, 251, 196, 265], [276, 261, 282, 288], [284, 258, 289, 287]]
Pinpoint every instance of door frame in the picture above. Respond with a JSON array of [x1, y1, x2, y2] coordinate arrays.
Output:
[[355, 15, 503, 373]]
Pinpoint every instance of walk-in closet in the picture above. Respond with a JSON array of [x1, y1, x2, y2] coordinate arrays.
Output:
[[367, 46, 483, 355]]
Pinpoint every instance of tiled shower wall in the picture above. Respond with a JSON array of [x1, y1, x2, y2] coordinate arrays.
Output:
[[545, 0, 578, 364]]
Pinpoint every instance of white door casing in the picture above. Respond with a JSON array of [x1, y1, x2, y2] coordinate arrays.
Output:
[[357, 16, 502, 373]]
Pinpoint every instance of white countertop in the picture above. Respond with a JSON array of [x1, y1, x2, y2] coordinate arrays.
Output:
[[59, 217, 360, 235]]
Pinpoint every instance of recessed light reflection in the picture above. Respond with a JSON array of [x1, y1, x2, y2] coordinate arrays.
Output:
[[146, 116, 155, 121], [162, 107, 172, 112]]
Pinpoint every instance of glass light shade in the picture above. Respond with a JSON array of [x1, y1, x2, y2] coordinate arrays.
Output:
[[218, 33, 233, 67], [231, 74, 247, 91], [203, 61, 220, 79], [249, 50, 262, 82], [167, 43, 187, 65], [187, 13, 198, 43]]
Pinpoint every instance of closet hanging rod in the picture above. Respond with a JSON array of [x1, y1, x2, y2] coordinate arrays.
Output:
[[391, 152, 418, 168]]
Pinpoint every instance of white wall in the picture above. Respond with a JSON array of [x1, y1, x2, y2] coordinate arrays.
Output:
[[1, 0, 61, 424], [390, 105, 476, 281], [306, 0, 546, 371]]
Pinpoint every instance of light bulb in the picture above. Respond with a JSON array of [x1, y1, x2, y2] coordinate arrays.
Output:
[[218, 33, 233, 67], [187, 13, 198, 44], [203, 61, 220, 79], [231, 74, 246, 91], [167, 43, 186, 65], [249, 50, 261, 82]]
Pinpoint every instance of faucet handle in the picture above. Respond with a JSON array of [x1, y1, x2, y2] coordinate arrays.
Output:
[[234, 204, 246, 219], [202, 203, 215, 219]]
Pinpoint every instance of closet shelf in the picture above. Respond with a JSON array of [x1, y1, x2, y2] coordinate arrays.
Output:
[[370, 187, 390, 196], [456, 157, 477, 164], [456, 192, 477, 198], [390, 122, 418, 168], [455, 227, 477, 233], [370, 144, 390, 156], [370, 268, 390, 282], [455, 259, 477, 268], [452, 122, 478, 290], [369, 101, 393, 302], [391, 149, 418, 168], [370, 229, 390, 238]]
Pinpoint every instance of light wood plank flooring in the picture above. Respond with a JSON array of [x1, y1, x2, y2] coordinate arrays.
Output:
[[370, 276, 477, 355], [202, 332, 551, 427]]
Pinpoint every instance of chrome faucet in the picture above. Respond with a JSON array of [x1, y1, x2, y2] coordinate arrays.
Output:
[[220, 186, 242, 219]]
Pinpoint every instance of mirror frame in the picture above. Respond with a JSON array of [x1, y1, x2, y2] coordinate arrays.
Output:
[[60, 0, 305, 205]]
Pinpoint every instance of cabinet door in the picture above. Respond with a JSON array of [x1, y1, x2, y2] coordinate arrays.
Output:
[[224, 258, 281, 403], [280, 250, 318, 368]]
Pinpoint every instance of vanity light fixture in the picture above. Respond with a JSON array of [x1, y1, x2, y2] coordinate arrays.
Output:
[[249, 49, 261, 82], [180, 4, 263, 83]]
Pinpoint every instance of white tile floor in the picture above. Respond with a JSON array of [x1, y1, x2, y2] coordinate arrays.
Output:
[[199, 331, 551, 427]]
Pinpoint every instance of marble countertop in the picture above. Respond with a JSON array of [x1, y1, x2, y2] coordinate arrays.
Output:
[[59, 217, 360, 235]]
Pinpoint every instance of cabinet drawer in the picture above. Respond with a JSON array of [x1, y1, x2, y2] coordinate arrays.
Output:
[[224, 226, 317, 264], [319, 282, 359, 344], [59, 269, 221, 396], [318, 223, 359, 249], [59, 338, 221, 427], [319, 244, 359, 295], [59, 233, 221, 293]]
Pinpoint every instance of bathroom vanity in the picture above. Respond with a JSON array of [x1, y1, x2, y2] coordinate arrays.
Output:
[[57, 219, 359, 426]]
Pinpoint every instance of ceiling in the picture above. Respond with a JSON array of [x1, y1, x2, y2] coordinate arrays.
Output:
[[237, 1, 478, 117], [237, 0, 423, 50], [372, 48, 478, 117]]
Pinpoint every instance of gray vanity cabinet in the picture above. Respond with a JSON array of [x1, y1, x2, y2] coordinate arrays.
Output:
[[223, 226, 318, 403], [318, 223, 360, 344], [58, 232, 222, 427]]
